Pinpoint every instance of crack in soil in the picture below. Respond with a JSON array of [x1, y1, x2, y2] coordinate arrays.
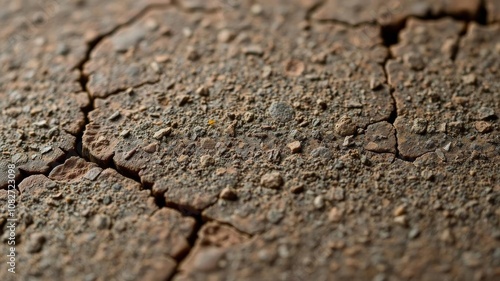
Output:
[[68, 3, 251, 279], [376, 0, 490, 162], [478, 0, 489, 25], [308, 1, 490, 164]]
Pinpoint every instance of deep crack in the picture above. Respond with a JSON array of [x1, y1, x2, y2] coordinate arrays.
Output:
[[376, 1, 491, 163], [477, 0, 489, 25], [72, 3, 171, 184], [166, 214, 206, 280], [67, 4, 248, 279]]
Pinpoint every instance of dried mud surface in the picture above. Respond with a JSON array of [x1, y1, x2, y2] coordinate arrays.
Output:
[[0, 0, 499, 281]]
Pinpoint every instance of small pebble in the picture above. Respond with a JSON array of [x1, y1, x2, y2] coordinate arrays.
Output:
[[411, 118, 427, 134], [93, 214, 111, 230], [243, 112, 255, 123], [290, 184, 304, 194], [108, 111, 121, 121], [370, 76, 381, 89], [143, 143, 158, 153], [144, 19, 158, 31], [196, 86, 209, 97], [200, 155, 215, 167], [343, 136, 354, 147], [475, 121, 492, 133], [155, 55, 170, 63], [393, 215, 407, 226], [260, 172, 283, 189], [268, 102, 295, 122], [183, 27, 192, 38], [34, 120, 47, 127], [328, 207, 343, 222], [313, 195, 325, 209], [284, 59, 305, 77], [178, 95, 191, 106], [408, 228, 420, 239], [335, 116, 357, 136], [217, 29, 234, 43], [150, 62, 161, 73], [393, 205, 405, 217], [102, 196, 112, 205], [477, 107, 495, 120], [220, 187, 237, 200], [153, 127, 172, 139], [186, 47, 199, 61], [262, 66, 272, 78], [287, 141, 302, 153], [192, 248, 225, 271], [310, 147, 331, 159], [461, 74, 476, 85], [251, 4, 263, 15], [242, 45, 264, 56], [443, 142, 452, 151], [40, 146, 52, 155], [112, 183, 122, 191], [360, 155, 370, 165], [119, 130, 130, 137], [440, 229, 455, 244]]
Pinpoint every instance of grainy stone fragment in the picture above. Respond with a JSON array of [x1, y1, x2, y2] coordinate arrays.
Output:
[[411, 118, 428, 134], [108, 111, 121, 121], [475, 121, 493, 133], [335, 116, 357, 136], [287, 141, 302, 153], [200, 155, 215, 167], [328, 207, 343, 222], [242, 45, 264, 56], [313, 195, 325, 209], [153, 127, 172, 139], [260, 172, 283, 189], [220, 187, 237, 200], [477, 107, 496, 120], [268, 102, 295, 123]]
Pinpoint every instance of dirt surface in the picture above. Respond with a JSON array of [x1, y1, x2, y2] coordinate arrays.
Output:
[[487, 0, 500, 23], [2, 157, 195, 280], [313, 0, 482, 25], [0, 0, 499, 281]]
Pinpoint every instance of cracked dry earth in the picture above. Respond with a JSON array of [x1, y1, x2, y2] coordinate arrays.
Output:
[[0, 0, 499, 280]]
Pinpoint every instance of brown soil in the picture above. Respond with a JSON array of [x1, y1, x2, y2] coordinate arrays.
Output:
[[0, 0, 499, 280]]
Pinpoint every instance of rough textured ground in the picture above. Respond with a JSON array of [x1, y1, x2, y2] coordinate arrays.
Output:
[[0, 0, 499, 281]]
